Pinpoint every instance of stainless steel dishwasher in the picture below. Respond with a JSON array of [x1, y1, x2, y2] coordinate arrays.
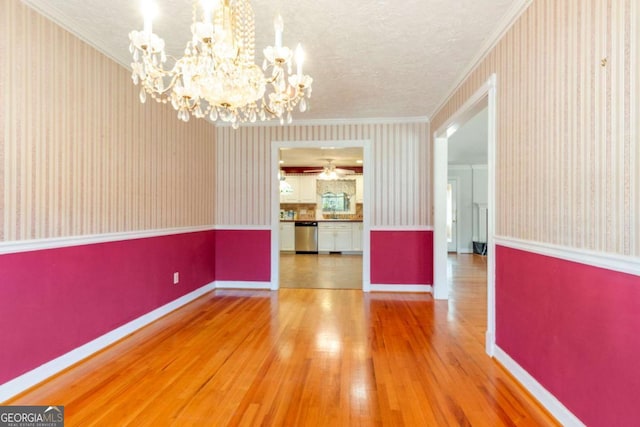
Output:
[[294, 221, 318, 254]]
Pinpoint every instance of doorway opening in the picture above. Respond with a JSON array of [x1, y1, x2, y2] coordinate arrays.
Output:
[[447, 179, 458, 253], [270, 140, 372, 291], [433, 74, 497, 356]]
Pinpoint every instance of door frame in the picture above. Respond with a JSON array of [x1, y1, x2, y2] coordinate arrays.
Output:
[[270, 139, 372, 291], [433, 74, 497, 356], [447, 178, 459, 253]]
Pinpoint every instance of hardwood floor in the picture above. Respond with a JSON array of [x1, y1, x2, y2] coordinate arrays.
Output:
[[7, 254, 557, 426], [280, 253, 362, 289]]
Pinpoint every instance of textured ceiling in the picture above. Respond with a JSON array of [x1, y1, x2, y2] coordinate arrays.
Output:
[[448, 107, 488, 165], [22, 0, 522, 121]]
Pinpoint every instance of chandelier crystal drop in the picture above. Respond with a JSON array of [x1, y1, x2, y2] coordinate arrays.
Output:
[[129, 0, 313, 128]]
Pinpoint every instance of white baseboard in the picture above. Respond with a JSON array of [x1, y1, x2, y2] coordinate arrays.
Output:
[[368, 284, 433, 293], [494, 346, 585, 427], [215, 281, 272, 290], [0, 282, 215, 403], [485, 331, 495, 356]]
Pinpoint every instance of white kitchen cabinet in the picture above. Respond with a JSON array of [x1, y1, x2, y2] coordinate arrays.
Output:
[[318, 222, 358, 252], [280, 175, 316, 203], [334, 225, 352, 251], [298, 175, 317, 203], [280, 176, 299, 203], [355, 175, 364, 203], [280, 222, 295, 251], [318, 226, 334, 252], [351, 222, 363, 251]]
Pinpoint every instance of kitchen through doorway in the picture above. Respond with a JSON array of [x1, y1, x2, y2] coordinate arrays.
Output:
[[274, 143, 367, 290]]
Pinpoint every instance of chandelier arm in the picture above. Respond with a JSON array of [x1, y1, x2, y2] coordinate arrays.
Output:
[[143, 70, 182, 98], [264, 74, 279, 85], [129, 0, 312, 126]]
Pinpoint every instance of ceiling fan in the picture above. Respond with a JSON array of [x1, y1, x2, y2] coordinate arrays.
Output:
[[304, 160, 355, 179]]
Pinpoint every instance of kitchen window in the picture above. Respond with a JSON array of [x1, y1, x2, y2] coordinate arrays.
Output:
[[321, 192, 350, 213]]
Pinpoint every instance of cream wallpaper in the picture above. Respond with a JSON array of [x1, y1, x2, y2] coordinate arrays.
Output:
[[215, 122, 430, 227], [1, 0, 216, 242], [432, 0, 638, 257]]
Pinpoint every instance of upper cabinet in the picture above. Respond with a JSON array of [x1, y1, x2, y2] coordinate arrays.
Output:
[[280, 175, 317, 204], [298, 175, 317, 203], [280, 175, 300, 203]]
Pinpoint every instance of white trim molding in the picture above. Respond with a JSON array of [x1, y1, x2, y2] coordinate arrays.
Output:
[[430, 0, 532, 118], [271, 139, 373, 293], [632, 0, 639, 258], [217, 116, 430, 128], [0, 282, 215, 402], [433, 74, 497, 358], [21, 0, 130, 69], [0, 226, 216, 255], [213, 225, 272, 231], [495, 236, 640, 277], [215, 281, 272, 290], [369, 284, 433, 293], [369, 226, 434, 232], [494, 346, 585, 427]]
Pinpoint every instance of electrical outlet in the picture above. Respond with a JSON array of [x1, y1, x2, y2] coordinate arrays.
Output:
[[173, 272, 179, 284]]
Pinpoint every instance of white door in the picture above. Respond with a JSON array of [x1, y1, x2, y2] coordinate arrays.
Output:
[[447, 180, 457, 252]]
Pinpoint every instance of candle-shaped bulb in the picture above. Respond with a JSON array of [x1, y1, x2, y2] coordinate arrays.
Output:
[[141, 0, 157, 34], [295, 43, 304, 77], [201, 0, 216, 24], [274, 15, 284, 48]]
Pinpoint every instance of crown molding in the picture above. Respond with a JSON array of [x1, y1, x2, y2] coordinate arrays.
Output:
[[21, 0, 131, 70], [430, 0, 533, 119], [216, 116, 430, 129], [22, 2, 431, 129]]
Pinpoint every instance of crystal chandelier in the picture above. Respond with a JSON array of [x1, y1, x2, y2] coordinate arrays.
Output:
[[129, 0, 313, 128]]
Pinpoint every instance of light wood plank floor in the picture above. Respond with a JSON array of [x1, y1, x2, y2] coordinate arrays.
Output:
[[7, 255, 557, 426], [280, 253, 362, 289]]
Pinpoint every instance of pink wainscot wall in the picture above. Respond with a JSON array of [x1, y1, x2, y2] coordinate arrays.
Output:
[[370, 230, 433, 285], [496, 245, 640, 426], [0, 230, 216, 386], [214, 229, 271, 282]]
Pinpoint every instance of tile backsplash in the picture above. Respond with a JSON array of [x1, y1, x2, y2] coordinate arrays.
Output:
[[280, 203, 363, 220], [280, 203, 316, 220]]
